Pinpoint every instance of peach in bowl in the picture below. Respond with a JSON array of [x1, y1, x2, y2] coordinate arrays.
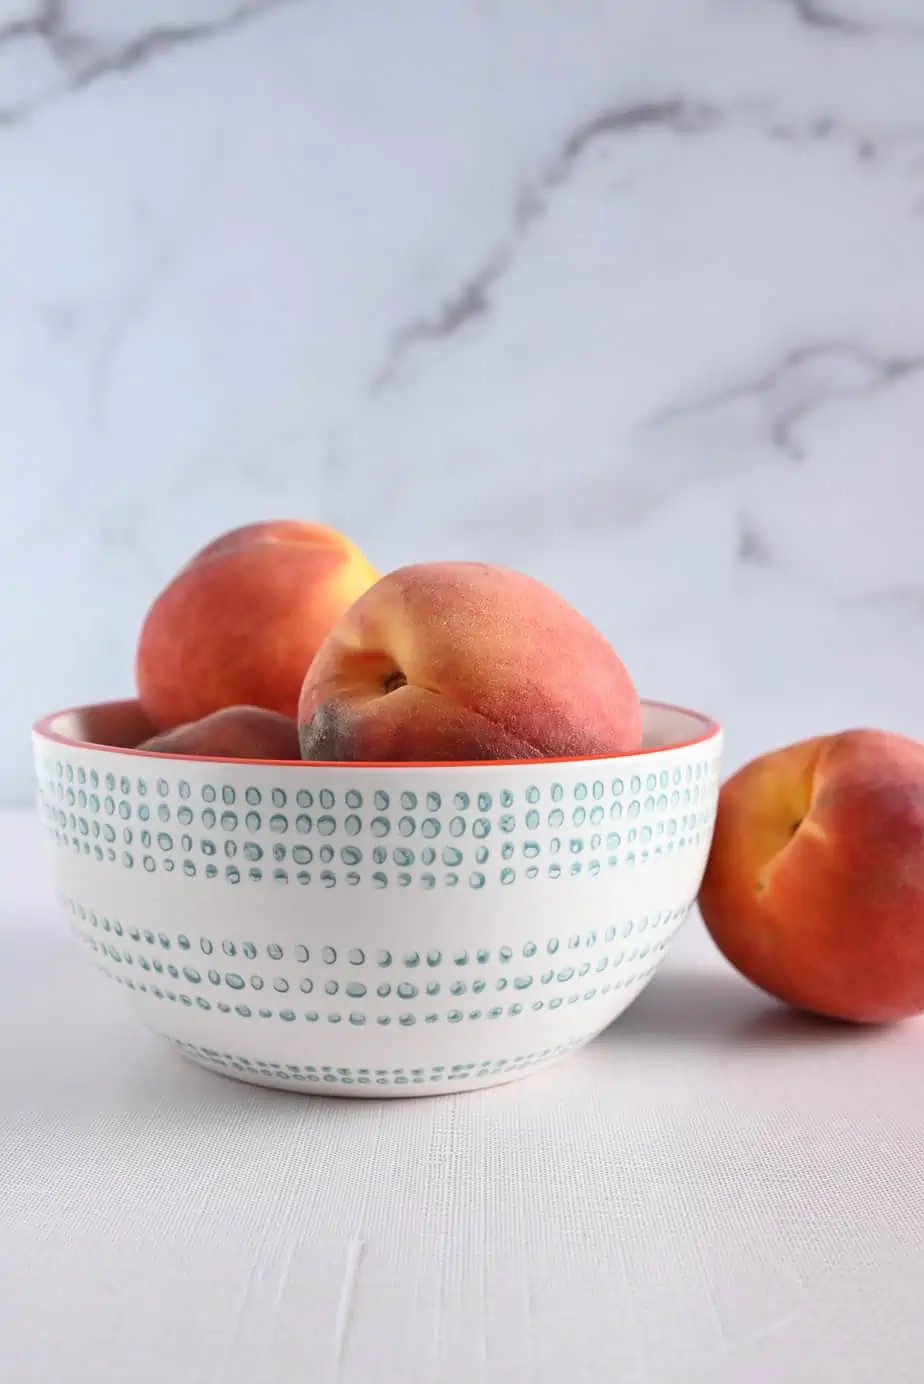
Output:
[[33, 699, 722, 1096]]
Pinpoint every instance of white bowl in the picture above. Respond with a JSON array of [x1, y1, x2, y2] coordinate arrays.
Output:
[[33, 699, 722, 1096]]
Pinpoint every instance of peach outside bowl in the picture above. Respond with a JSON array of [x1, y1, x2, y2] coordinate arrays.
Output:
[[33, 699, 722, 1096]]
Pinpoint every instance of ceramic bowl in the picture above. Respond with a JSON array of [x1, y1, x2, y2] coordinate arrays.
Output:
[[33, 699, 722, 1096]]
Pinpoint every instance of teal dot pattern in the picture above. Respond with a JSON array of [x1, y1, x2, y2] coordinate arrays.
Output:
[[37, 745, 719, 1088], [66, 896, 690, 1026], [36, 753, 720, 892], [170, 1037, 589, 1087]]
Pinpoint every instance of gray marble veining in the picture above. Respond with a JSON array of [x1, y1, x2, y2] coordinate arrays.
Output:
[[2, 0, 922, 800]]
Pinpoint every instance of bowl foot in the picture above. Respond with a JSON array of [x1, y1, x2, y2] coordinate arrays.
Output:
[[173, 1041, 587, 1098]]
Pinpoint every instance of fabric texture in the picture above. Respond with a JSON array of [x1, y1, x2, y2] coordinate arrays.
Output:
[[2, 812, 923, 1384]]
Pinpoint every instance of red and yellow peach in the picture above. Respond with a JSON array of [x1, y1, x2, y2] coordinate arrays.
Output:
[[298, 560, 642, 762], [698, 729, 924, 1022], [136, 521, 377, 731], [139, 705, 300, 760]]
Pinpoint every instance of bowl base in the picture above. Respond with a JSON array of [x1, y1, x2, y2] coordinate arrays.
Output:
[[175, 1042, 586, 1098]]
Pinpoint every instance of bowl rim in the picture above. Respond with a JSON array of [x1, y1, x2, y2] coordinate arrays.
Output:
[[33, 697, 722, 769]]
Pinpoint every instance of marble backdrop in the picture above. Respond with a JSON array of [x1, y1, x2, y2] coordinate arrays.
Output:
[[2, 0, 922, 802]]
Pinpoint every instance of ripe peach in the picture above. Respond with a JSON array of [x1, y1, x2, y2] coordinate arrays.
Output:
[[298, 561, 642, 762], [698, 729, 924, 1023], [136, 521, 377, 730], [138, 706, 300, 760]]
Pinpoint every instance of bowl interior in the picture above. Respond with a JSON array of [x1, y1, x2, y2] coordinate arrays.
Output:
[[639, 702, 715, 751], [36, 698, 718, 763]]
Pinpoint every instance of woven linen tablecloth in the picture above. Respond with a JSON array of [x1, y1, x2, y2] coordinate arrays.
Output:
[[2, 809, 922, 1384]]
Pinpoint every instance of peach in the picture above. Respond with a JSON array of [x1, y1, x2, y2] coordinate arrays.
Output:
[[698, 729, 924, 1023], [139, 706, 300, 760], [136, 521, 377, 730], [298, 561, 642, 762]]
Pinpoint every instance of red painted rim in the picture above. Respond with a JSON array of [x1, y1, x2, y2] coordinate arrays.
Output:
[[32, 698, 722, 768]]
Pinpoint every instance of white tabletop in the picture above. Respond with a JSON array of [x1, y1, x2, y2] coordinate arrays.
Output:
[[3, 807, 923, 1384]]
